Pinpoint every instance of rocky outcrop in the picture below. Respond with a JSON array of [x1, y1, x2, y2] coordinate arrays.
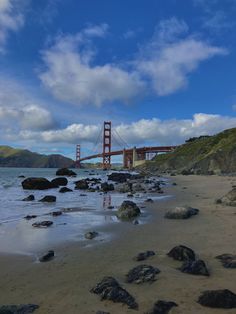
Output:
[[51, 177, 68, 187], [116, 201, 140, 220], [165, 206, 199, 219], [198, 289, 236, 308], [39, 195, 56, 202], [167, 245, 196, 261], [126, 265, 160, 284], [146, 300, 178, 314], [91, 276, 138, 309], [56, 168, 76, 176], [0, 304, 39, 313], [22, 177, 54, 190]]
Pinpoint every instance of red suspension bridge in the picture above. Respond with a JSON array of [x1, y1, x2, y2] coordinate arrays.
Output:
[[76, 121, 176, 169]]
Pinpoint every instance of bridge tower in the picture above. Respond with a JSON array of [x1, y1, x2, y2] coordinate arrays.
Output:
[[75, 144, 81, 168], [103, 121, 111, 170]]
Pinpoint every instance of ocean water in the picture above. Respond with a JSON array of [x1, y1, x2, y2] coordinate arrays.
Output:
[[0, 168, 169, 255]]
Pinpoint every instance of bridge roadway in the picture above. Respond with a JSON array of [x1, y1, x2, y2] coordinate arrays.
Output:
[[79, 146, 176, 162]]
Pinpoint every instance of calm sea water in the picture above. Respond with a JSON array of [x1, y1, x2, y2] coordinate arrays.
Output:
[[0, 168, 168, 255]]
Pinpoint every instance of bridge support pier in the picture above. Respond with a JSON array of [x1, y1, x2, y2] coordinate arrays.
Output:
[[75, 144, 81, 168], [103, 121, 112, 170]]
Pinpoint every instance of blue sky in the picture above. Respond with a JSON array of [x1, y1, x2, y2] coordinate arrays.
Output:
[[0, 0, 236, 160]]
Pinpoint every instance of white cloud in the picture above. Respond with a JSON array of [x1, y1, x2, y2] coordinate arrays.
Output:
[[0, 0, 25, 53], [16, 113, 236, 147]]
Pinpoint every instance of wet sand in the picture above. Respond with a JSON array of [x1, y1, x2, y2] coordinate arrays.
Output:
[[0, 175, 236, 313]]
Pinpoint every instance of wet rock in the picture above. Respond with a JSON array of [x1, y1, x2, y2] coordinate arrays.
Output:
[[51, 177, 68, 187], [216, 254, 236, 268], [145, 198, 154, 203], [165, 206, 199, 219], [59, 187, 73, 193], [126, 264, 160, 284], [180, 259, 209, 276], [116, 201, 140, 220], [51, 211, 62, 216], [167, 245, 196, 261], [56, 168, 76, 176], [80, 193, 87, 196], [132, 183, 145, 192], [107, 172, 132, 183], [22, 177, 54, 190], [116, 182, 132, 193], [107, 206, 114, 209], [221, 188, 236, 206], [127, 193, 134, 197], [85, 231, 99, 240], [172, 182, 177, 186], [24, 215, 37, 220], [18, 175, 25, 178], [146, 300, 178, 314], [75, 179, 89, 190], [198, 289, 236, 308], [39, 250, 54, 262], [101, 182, 114, 192], [0, 304, 39, 313], [133, 219, 139, 225], [96, 312, 110, 314], [22, 194, 35, 201], [91, 276, 138, 309], [39, 195, 56, 202], [134, 251, 155, 261], [32, 221, 53, 228]]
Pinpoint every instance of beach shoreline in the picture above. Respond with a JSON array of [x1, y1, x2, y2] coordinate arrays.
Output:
[[0, 174, 236, 313]]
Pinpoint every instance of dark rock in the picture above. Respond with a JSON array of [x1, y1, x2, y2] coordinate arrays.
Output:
[[39, 250, 54, 262], [146, 300, 178, 314], [126, 264, 160, 284], [51, 211, 62, 216], [107, 172, 132, 183], [101, 182, 114, 192], [117, 201, 140, 220], [80, 193, 87, 196], [127, 193, 133, 197], [56, 168, 76, 176], [134, 251, 155, 261], [0, 304, 39, 314], [22, 177, 54, 190], [216, 254, 236, 268], [24, 215, 37, 220], [32, 221, 53, 228], [96, 312, 110, 314], [165, 206, 199, 219], [133, 219, 139, 225], [75, 179, 89, 190], [107, 206, 114, 209], [22, 195, 35, 201], [145, 198, 154, 203], [18, 175, 25, 178], [167, 245, 196, 261], [39, 195, 56, 202], [51, 177, 68, 187], [172, 182, 177, 186], [198, 289, 236, 308], [116, 182, 132, 193], [91, 276, 138, 309], [59, 187, 73, 193], [180, 259, 209, 276], [85, 231, 99, 240]]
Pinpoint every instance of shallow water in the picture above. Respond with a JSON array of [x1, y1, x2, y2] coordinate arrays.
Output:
[[0, 168, 170, 254]]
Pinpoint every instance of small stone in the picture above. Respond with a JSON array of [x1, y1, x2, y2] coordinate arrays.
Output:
[[167, 245, 196, 261], [134, 251, 155, 261], [24, 215, 37, 220], [51, 211, 62, 216], [32, 221, 53, 228], [126, 264, 160, 284], [39, 250, 54, 262], [198, 289, 236, 308], [39, 195, 56, 202], [145, 198, 154, 203], [22, 194, 35, 201], [146, 300, 178, 314], [216, 254, 236, 268], [85, 231, 99, 240], [59, 187, 72, 193], [133, 219, 139, 225], [180, 259, 209, 276]]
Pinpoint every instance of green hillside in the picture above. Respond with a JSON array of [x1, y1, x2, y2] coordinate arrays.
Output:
[[140, 128, 236, 174], [0, 146, 75, 168]]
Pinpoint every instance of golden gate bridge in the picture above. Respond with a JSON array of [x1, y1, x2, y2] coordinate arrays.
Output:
[[76, 121, 176, 169]]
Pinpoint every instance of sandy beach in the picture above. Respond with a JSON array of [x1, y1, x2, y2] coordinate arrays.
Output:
[[1, 174, 236, 314]]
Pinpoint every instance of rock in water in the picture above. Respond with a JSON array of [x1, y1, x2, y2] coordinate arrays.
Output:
[[198, 289, 236, 308], [116, 201, 140, 220], [165, 206, 199, 219], [39, 195, 56, 202], [134, 251, 155, 261], [56, 168, 76, 176], [91, 276, 138, 309], [180, 260, 209, 276], [146, 300, 178, 314], [59, 187, 73, 193], [126, 265, 160, 284], [221, 188, 236, 206], [85, 231, 99, 240], [22, 177, 54, 190], [107, 172, 132, 183], [22, 195, 35, 201], [51, 177, 68, 187], [74, 179, 89, 190], [32, 221, 53, 228], [216, 254, 236, 268], [51, 211, 62, 216], [167, 245, 196, 261], [39, 250, 54, 262], [0, 304, 39, 313], [24, 215, 37, 220], [101, 182, 114, 192]]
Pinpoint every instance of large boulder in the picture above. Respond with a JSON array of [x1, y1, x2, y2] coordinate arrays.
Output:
[[22, 177, 54, 190], [167, 245, 196, 261], [116, 201, 140, 220], [221, 188, 236, 206], [165, 206, 199, 219], [91, 276, 138, 309], [198, 289, 236, 308], [56, 168, 76, 176], [51, 177, 68, 187], [75, 179, 89, 190], [107, 172, 132, 183], [0, 304, 39, 313]]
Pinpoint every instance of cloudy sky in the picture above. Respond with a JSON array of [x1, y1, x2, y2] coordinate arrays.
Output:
[[0, 0, 236, 160]]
